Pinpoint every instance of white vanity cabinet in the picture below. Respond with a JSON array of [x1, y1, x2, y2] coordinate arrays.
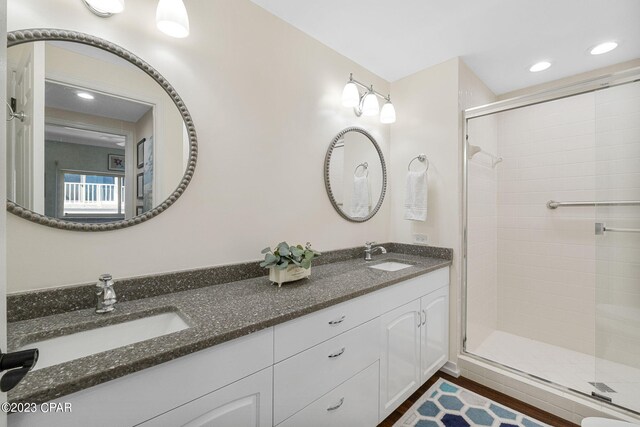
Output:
[[9, 329, 275, 427], [138, 367, 273, 427], [379, 299, 422, 419], [9, 266, 450, 427], [379, 284, 450, 420], [421, 286, 449, 383]]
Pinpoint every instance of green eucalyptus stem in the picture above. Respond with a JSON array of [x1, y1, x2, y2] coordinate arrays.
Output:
[[260, 242, 321, 270]]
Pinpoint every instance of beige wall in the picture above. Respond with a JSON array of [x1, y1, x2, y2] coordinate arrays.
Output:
[[462, 68, 498, 352], [7, 0, 390, 292], [387, 58, 496, 364], [388, 59, 459, 363]]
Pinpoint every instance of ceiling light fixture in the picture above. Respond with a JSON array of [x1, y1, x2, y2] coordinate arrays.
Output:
[[77, 92, 95, 100], [156, 0, 190, 38], [529, 61, 551, 72], [590, 41, 618, 55], [341, 73, 395, 124], [82, 0, 125, 17]]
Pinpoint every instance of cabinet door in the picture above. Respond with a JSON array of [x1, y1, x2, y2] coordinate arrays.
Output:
[[138, 367, 272, 427], [379, 299, 421, 421], [420, 286, 449, 383]]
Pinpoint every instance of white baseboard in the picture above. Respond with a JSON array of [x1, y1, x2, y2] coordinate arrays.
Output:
[[439, 361, 460, 378]]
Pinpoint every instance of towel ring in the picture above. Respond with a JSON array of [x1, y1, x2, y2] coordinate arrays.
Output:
[[408, 154, 428, 171], [354, 162, 369, 177]]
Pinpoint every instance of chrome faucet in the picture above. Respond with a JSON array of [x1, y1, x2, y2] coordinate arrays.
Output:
[[364, 242, 387, 261], [96, 274, 116, 314]]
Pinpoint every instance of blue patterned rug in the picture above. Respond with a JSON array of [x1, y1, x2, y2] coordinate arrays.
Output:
[[394, 379, 550, 427]]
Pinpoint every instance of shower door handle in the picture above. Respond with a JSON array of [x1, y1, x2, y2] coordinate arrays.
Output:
[[596, 222, 640, 235]]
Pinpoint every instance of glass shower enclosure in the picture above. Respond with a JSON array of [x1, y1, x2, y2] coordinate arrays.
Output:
[[462, 68, 640, 415]]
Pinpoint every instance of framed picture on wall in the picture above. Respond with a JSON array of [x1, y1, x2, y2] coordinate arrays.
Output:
[[136, 206, 143, 216], [136, 173, 144, 199], [108, 154, 125, 172], [136, 138, 145, 169]]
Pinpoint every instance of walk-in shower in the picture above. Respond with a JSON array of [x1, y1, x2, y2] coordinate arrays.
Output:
[[462, 67, 640, 416]]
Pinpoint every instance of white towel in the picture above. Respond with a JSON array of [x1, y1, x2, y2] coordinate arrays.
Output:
[[350, 175, 370, 218], [404, 170, 428, 221]]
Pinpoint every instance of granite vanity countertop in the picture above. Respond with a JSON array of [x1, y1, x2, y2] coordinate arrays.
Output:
[[8, 251, 451, 404]]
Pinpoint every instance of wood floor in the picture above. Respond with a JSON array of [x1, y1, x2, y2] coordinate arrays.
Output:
[[378, 373, 580, 427]]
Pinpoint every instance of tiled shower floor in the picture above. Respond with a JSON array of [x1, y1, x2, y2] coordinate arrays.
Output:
[[473, 331, 640, 414]]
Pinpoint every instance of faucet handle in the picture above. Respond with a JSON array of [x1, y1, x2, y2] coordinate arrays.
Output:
[[365, 241, 376, 246], [97, 274, 113, 287]]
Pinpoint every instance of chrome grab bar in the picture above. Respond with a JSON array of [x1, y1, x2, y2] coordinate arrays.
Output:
[[547, 200, 640, 209], [596, 223, 640, 235]]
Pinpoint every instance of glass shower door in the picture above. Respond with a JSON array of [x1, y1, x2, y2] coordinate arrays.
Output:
[[593, 80, 640, 414]]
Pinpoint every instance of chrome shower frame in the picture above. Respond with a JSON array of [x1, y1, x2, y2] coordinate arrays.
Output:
[[460, 66, 640, 415]]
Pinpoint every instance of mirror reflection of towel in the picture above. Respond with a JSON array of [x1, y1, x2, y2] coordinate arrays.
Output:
[[350, 175, 370, 218], [404, 170, 427, 221]]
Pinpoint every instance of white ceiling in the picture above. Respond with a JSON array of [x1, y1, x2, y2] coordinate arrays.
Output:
[[45, 80, 152, 123], [250, 0, 640, 94], [45, 124, 126, 149]]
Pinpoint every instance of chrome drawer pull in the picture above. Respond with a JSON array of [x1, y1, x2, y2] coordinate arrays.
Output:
[[328, 315, 346, 325], [328, 347, 346, 358], [327, 397, 344, 411]]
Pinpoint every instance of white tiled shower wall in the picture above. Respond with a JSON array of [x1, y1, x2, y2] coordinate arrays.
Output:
[[495, 91, 598, 356], [467, 80, 640, 368], [593, 82, 640, 369]]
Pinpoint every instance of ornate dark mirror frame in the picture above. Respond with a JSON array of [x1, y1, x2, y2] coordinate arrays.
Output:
[[5, 29, 198, 231], [324, 127, 387, 222]]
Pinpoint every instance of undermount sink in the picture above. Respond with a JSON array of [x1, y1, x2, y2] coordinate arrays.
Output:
[[368, 261, 413, 272], [20, 312, 190, 371]]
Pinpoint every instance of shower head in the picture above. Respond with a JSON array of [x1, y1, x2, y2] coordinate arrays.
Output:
[[467, 143, 502, 167], [467, 144, 482, 159]]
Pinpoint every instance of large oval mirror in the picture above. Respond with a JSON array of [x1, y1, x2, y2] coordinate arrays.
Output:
[[5, 30, 196, 231], [324, 127, 386, 222]]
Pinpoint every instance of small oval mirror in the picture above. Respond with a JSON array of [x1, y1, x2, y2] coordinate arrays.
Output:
[[324, 127, 387, 222], [5, 29, 197, 231]]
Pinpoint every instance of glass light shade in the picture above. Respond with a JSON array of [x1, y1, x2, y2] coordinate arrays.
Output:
[[361, 92, 379, 116], [156, 0, 190, 38], [85, 0, 125, 14], [380, 101, 396, 124], [341, 82, 360, 108]]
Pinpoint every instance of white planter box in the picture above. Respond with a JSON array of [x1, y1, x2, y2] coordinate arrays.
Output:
[[269, 265, 311, 287]]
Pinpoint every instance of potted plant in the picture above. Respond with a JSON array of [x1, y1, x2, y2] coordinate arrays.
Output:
[[260, 242, 321, 287]]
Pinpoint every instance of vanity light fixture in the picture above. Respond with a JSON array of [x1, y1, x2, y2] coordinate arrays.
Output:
[[342, 73, 396, 124], [82, 0, 125, 17], [590, 41, 618, 55], [529, 61, 551, 72], [82, 0, 191, 39], [156, 0, 190, 38], [77, 92, 95, 100]]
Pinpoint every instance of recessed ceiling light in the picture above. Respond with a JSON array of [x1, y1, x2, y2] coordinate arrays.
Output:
[[77, 92, 95, 100], [590, 41, 618, 55], [529, 61, 551, 72]]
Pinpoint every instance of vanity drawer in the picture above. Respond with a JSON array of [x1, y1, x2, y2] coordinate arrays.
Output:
[[273, 317, 379, 425], [277, 361, 379, 427], [274, 290, 380, 362]]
